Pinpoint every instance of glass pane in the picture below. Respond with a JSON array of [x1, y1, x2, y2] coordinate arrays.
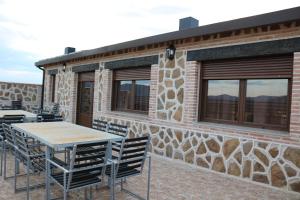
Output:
[[134, 80, 150, 111], [79, 81, 94, 113], [116, 81, 132, 111], [205, 80, 239, 121], [245, 79, 288, 127]]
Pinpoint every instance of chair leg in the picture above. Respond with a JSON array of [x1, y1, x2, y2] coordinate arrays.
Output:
[[146, 156, 152, 200], [89, 187, 93, 200], [120, 156, 152, 200], [121, 178, 123, 190], [26, 159, 30, 200], [63, 190, 68, 200], [14, 156, 17, 193], [0, 141, 4, 176], [110, 162, 115, 200], [84, 188, 87, 199], [63, 173, 68, 200], [3, 144, 7, 179]]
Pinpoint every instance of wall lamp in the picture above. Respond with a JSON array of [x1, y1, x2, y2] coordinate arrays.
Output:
[[166, 44, 176, 60], [62, 63, 66, 72]]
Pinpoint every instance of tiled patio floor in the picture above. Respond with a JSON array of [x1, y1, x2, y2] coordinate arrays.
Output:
[[0, 153, 299, 200]]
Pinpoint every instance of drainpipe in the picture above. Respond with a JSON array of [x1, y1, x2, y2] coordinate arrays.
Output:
[[36, 65, 45, 110]]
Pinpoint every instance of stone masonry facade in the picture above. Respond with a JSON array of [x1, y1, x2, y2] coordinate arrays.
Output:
[[43, 21, 300, 194], [96, 114, 300, 193], [0, 81, 41, 112], [157, 51, 185, 122]]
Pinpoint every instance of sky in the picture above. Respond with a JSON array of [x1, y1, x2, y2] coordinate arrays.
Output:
[[0, 0, 299, 84]]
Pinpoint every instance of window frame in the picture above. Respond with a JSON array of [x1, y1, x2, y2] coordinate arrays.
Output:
[[199, 77, 292, 131], [111, 67, 151, 114], [50, 74, 56, 103]]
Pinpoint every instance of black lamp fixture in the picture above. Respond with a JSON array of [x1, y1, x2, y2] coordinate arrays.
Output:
[[62, 63, 66, 72], [166, 44, 176, 60]]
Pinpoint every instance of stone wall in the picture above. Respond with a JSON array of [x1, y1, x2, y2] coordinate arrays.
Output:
[[157, 52, 185, 122], [0, 81, 41, 111], [95, 113, 300, 194]]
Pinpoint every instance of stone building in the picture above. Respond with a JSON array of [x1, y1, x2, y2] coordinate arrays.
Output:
[[35, 7, 300, 193], [0, 81, 42, 111]]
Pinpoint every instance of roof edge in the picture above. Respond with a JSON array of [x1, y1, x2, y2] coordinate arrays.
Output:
[[35, 6, 300, 67]]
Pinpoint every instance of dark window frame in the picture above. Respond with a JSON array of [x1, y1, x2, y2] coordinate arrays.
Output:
[[111, 67, 151, 114], [198, 55, 293, 131], [50, 74, 56, 103], [199, 78, 291, 131]]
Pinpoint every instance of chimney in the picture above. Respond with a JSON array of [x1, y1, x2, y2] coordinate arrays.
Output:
[[179, 17, 199, 30], [64, 47, 76, 54]]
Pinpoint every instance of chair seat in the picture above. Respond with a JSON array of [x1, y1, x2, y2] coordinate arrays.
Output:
[[18, 155, 46, 172], [52, 171, 102, 190], [52, 157, 68, 167]]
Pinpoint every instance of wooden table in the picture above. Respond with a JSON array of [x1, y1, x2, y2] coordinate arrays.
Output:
[[0, 110, 37, 122], [12, 122, 122, 200]]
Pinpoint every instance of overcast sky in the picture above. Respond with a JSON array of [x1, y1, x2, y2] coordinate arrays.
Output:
[[0, 0, 299, 84]]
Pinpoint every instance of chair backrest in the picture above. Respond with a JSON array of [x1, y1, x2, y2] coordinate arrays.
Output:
[[92, 119, 108, 131], [114, 135, 150, 178], [108, 123, 128, 137], [11, 100, 22, 110], [3, 115, 25, 124], [37, 114, 57, 122], [67, 141, 109, 190], [51, 103, 59, 115], [0, 118, 4, 136], [13, 129, 30, 156], [1, 106, 12, 110], [3, 123, 15, 147]]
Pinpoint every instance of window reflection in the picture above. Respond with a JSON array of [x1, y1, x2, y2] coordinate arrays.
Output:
[[135, 80, 150, 111], [115, 80, 150, 113], [245, 79, 288, 127], [205, 80, 239, 121], [117, 81, 132, 111]]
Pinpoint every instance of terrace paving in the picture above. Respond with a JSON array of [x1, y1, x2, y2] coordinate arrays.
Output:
[[0, 153, 299, 200]]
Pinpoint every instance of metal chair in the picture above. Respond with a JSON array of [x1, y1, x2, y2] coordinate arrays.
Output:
[[108, 123, 128, 137], [106, 135, 151, 200], [3, 115, 25, 123], [0, 105, 12, 110], [92, 119, 108, 131], [2, 123, 18, 179], [13, 128, 46, 200], [11, 100, 23, 110], [47, 141, 112, 200], [50, 103, 59, 115], [0, 117, 4, 176], [1, 115, 24, 178], [37, 114, 63, 122]]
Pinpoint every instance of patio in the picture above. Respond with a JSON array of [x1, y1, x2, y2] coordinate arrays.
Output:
[[1, 153, 299, 200], [1, 6, 300, 200]]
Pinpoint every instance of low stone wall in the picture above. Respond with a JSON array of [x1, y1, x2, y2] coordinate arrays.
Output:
[[97, 114, 300, 194], [0, 81, 42, 112]]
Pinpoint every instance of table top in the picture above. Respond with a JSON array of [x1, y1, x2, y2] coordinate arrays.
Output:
[[0, 110, 37, 118], [12, 122, 122, 150]]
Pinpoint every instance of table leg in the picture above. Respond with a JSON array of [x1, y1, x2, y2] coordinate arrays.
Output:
[[45, 146, 51, 200]]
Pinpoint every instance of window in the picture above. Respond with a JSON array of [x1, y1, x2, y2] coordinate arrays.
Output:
[[50, 74, 56, 102], [200, 55, 292, 131], [245, 79, 289, 127], [204, 80, 239, 122], [112, 67, 150, 114]]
